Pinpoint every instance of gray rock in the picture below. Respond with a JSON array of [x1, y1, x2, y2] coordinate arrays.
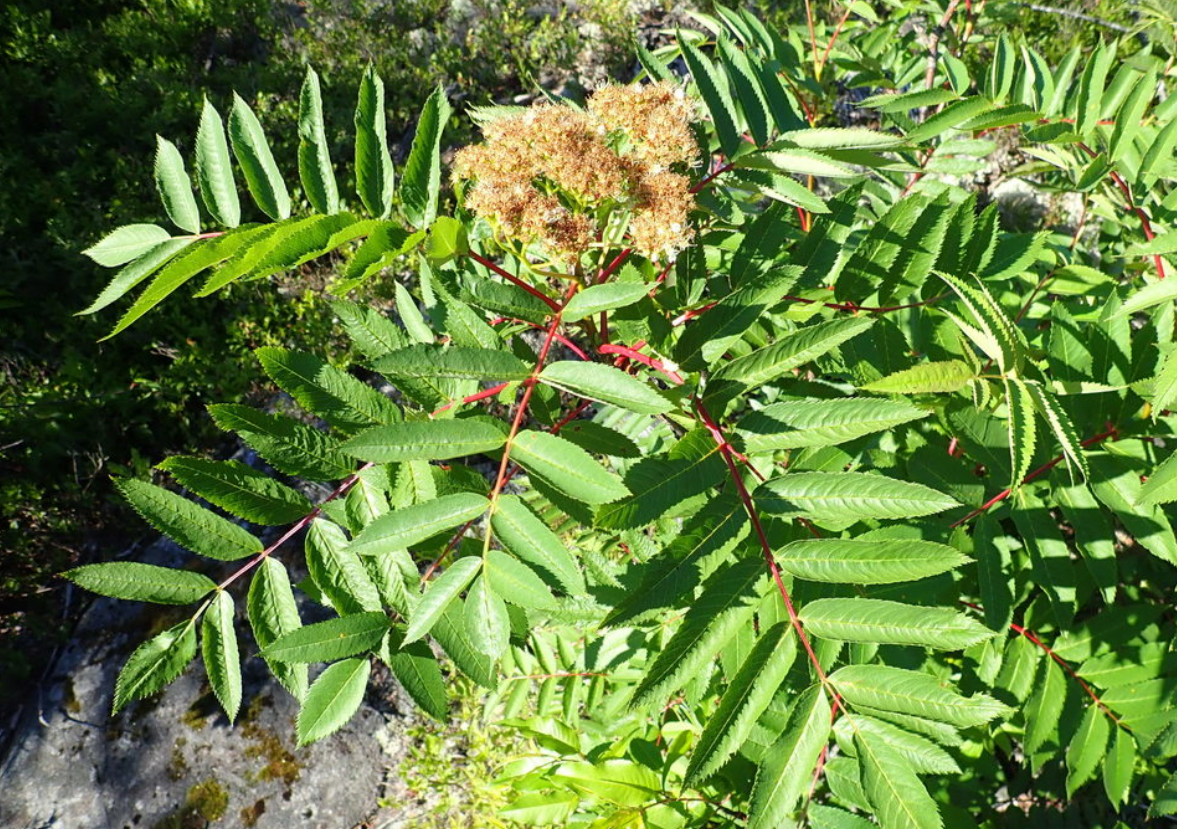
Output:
[[0, 537, 416, 829]]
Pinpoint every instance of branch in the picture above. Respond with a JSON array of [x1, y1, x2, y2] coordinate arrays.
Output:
[[949, 425, 1118, 528], [960, 602, 1127, 729], [467, 249, 562, 312]]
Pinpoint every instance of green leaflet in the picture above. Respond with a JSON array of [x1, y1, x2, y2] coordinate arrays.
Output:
[[228, 93, 290, 220], [382, 627, 448, 720], [330, 299, 408, 359], [539, 361, 673, 415], [834, 715, 961, 774], [809, 805, 876, 829], [492, 494, 584, 595], [1024, 657, 1066, 755], [113, 619, 198, 713], [202, 591, 242, 722], [103, 226, 265, 338], [1004, 377, 1037, 491], [1104, 728, 1136, 807], [486, 549, 557, 610], [1066, 704, 1110, 796], [1089, 453, 1177, 565], [775, 538, 969, 584], [717, 34, 769, 146], [400, 85, 451, 228], [739, 147, 857, 179], [778, 127, 904, 150], [551, 759, 660, 807], [604, 492, 748, 626], [430, 600, 497, 689], [194, 97, 240, 227], [351, 493, 489, 557], [630, 558, 766, 709], [511, 430, 630, 505], [343, 419, 507, 463], [863, 88, 959, 112], [297, 657, 370, 745], [596, 428, 722, 529], [354, 65, 394, 218], [1025, 381, 1089, 480], [679, 32, 741, 158], [83, 224, 172, 267], [208, 404, 356, 481], [747, 685, 831, 828], [830, 665, 1009, 728], [157, 456, 311, 525], [403, 556, 483, 644], [906, 97, 994, 142], [115, 477, 262, 561], [735, 397, 928, 452], [756, 471, 959, 523], [263, 611, 390, 662], [335, 223, 423, 294], [856, 729, 943, 829], [78, 238, 192, 316], [372, 343, 531, 381], [257, 346, 401, 433], [248, 558, 308, 700], [562, 282, 651, 322], [65, 562, 216, 605], [1141, 451, 1177, 506], [464, 575, 510, 659], [198, 212, 366, 294], [558, 420, 640, 458], [306, 518, 382, 614], [730, 168, 830, 213], [863, 361, 978, 395], [154, 136, 200, 233], [710, 316, 875, 388], [937, 272, 1024, 374], [799, 599, 995, 650], [674, 266, 803, 371], [298, 66, 340, 215], [684, 622, 797, 785], [499, 792, 579, 824], [1114, 278, 1177, 319]]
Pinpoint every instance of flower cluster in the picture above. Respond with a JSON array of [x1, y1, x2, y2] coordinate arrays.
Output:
[[453, 82, 697, 263]]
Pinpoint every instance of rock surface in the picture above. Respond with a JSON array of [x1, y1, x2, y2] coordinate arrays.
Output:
[[0, 537, 418, 829]]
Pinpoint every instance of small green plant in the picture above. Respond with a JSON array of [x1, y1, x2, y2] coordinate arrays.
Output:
[[65, 3, 1177, 826]]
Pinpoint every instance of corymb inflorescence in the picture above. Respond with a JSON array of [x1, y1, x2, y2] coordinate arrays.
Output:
[[454, 82, 698, 264]]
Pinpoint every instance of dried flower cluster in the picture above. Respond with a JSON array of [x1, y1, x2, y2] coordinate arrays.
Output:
[[454, 82, 697, 263]]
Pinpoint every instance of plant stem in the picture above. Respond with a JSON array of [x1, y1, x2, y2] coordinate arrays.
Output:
[[693, 398, 831, 687], [960, 602, 1127, 728], [948, 424, 1118, 527], [468, 249, 562, 312], [214, 462, 374, 592]]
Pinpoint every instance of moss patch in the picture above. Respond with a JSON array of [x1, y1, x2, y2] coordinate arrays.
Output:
[[152, 778, 229, 828], [242, 695, 302, 787]]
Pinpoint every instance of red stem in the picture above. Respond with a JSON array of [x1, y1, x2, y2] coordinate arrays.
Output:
[[817, 4, 854, 74], [694, 398, 832, 687], [960, 602, 1125, 728], [1076, 142, 1164, 279], [431, 382, 512, 417], [467, 250, 562, 312], [949, 425, 1118, 528], [690, 162, 735, 195], [596, 248, 634, 285], [215, 462, 374, 591], [598, 343, 684, 385]]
